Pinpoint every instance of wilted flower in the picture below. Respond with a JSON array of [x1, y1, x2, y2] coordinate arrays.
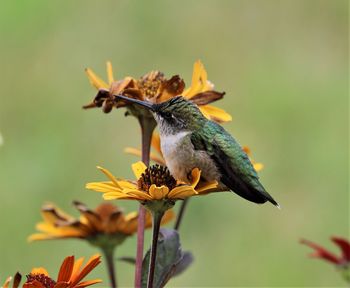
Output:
[[2, 273, 21, 288], [84, 60, 231, 122], [125, 132, 264, 172], [301, 236, 350, 283], [29, 201, 173, 248], [86, 162, 218, 204], [2, 255, 101, 288]]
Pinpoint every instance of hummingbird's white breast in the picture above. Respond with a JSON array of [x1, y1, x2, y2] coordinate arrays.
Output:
[[160, 131, 220, 183]]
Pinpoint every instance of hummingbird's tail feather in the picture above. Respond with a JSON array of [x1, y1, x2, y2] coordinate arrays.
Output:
[[221, 173, 280, 207]]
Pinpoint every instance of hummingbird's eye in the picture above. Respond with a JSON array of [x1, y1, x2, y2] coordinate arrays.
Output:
[[162, 112, 172, 119]]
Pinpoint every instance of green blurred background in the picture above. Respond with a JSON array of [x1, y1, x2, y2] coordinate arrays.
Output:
[[0, 0, 348, 286]]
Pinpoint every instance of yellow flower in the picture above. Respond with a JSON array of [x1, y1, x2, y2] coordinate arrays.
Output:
[[182, 60, 231, 123], [3, 255, 101, 288], [125, 132, 264, 172], [84, 61, 231, 122], [29, 201, 173, 244], [86, 162, 218, 202]]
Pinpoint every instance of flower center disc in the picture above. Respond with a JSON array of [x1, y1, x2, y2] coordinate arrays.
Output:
[[138, 165, 176, 191], [26, 273, 56, 288]]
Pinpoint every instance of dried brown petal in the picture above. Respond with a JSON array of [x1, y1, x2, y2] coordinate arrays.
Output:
[[190, 91, 225, 106]]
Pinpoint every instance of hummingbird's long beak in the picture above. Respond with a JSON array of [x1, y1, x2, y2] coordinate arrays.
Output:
[[114, 95, 155, 111]]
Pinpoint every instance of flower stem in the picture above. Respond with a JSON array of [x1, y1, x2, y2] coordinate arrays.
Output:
[[174, 198, 189, 230], [147, 211, 164, 288], [135, 116, 156, 288], [101, 246, 117, 288]]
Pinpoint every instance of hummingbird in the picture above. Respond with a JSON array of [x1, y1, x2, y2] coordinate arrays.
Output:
[[116, 95, 279, 207]]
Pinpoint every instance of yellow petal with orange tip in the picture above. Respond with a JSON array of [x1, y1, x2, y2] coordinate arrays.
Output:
[[30, 268, 49, 276], [200, 105, 232, 122], [131, 161, 147, 179], [168, 186, 197, 199], [183, 60, 214, 98], [102, 192, 131, 200], [96, 166, 122, 189], [28, 233, 57, 241], [106, 61, 114, 85], [196, 180, 219, 194], [148, 185, 169, 200], [190, 168, 201, 187], [198, 106, 211, 120], [125, 189, 153, 200], [85, 68, 109, 89], [89, 179, 137, 191], [35, 223, 84, 238], [183, 60, 204, 97], [85, 182, 121, 193], [117, 180, 138, 189], [41, 204, 74, 225]]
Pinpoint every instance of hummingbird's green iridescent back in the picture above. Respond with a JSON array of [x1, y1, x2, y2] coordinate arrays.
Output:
[[190, 120, 278, 206]]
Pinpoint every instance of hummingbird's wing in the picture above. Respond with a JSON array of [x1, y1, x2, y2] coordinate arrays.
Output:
[[191, 122, 279, 206]]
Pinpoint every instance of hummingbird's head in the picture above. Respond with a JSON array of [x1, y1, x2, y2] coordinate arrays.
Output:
[[115, 95, 207, 135]]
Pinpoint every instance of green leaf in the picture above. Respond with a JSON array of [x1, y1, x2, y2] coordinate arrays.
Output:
[[141, 228, 194, 287], [118, 256, 136, 265]]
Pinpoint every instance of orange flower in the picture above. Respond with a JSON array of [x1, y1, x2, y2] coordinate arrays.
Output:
[[84, 61, 231, 122], [29, 201, 173, 245], [3, 255, 101, 288], [125, 132, 264, 172]]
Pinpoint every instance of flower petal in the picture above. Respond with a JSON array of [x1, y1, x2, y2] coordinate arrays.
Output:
[[300, 239, 341, 264], [71, 257, 84, 278], [149, 185, 169, 200], [85, 182, 123, 193], [183, 60, 206, 98], [34, 222, 84, 238], [196, 180, 219, 194], [30, 268, 49, 276], [41, 204, 73, 225], [125, 189, 153, 200], [200, 105, 232, 123], [74, 279, 102, 288], [168, 186, 196, 199], [85, 68, 109, 89], [97, 166, 122, 189], [190, 168, 201, 188], [23, 280, 46, 288], [117, 180, 138, 190], [332, 237, 350, 262], [57, 256, 74, 282], [102, 192, 132, 200], [69, 254, 101, 287], [131, 161, 147, 179], [106, 61, 114, 85]]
